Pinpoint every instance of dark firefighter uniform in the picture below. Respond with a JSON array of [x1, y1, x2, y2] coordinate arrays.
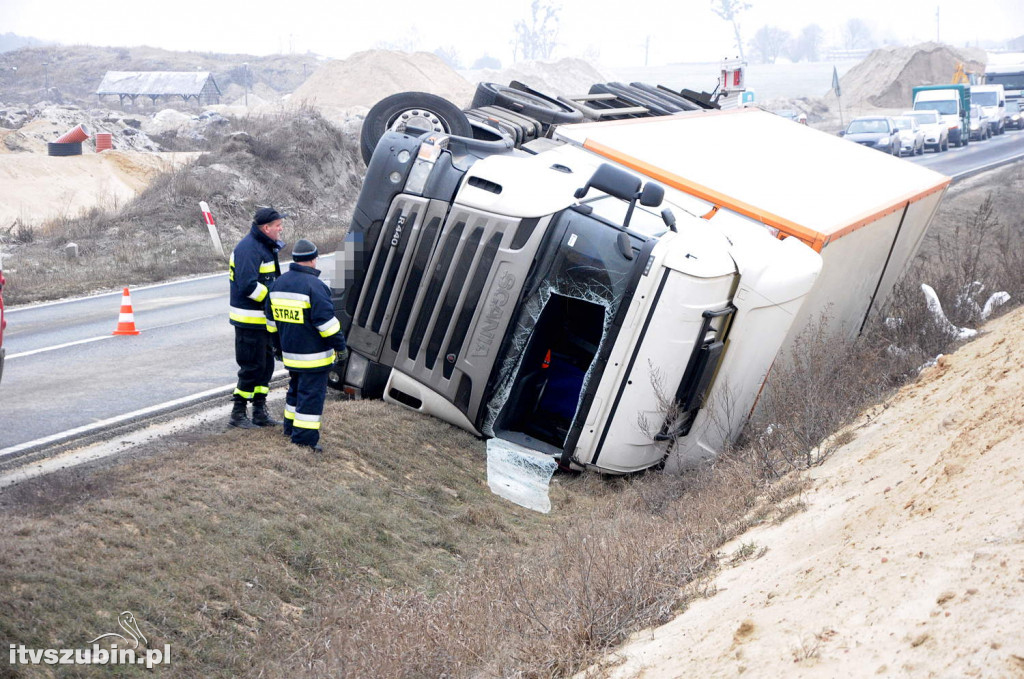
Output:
[[228, 208, 284, 427], [266, 239, 347, 449]]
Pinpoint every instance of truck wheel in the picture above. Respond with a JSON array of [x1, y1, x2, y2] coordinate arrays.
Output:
[[471, 82, 583, 125], [360, 92, 472, 165]]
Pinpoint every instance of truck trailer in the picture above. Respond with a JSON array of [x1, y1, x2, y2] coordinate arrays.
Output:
[[329, 99, 949, 474]]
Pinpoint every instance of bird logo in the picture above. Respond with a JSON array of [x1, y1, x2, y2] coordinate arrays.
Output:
[[88, 611, 148, 649]]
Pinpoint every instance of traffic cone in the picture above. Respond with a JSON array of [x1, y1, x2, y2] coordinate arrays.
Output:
[[112, 287, 141, 335]]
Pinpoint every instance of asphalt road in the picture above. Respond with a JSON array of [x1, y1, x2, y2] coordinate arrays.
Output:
[[0, 254, 337, 455], [905, 125, 1024, 178], [1, 128, 1022, 458]]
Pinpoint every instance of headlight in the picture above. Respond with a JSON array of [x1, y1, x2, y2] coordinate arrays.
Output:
[[344, 351, 369, 388]]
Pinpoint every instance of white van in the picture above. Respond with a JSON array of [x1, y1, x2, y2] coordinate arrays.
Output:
[[971, 84, 1006, 135]]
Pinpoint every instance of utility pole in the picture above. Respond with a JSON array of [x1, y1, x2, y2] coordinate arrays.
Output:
[[936, 6, 940, 43], [43, 61, 49, 91], [243, 62, 249, 107], [644, 35, 651, 67]]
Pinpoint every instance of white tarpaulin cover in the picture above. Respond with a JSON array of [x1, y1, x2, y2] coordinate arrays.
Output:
[[555, 108, 951, 253]]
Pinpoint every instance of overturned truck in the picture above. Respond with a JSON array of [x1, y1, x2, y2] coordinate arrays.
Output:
[[329, 88, 950, 474]]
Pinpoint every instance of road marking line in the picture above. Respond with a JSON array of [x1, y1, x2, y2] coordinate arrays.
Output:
[[7, 316, 224, 358], [0, 369, 288, 461], [7, 334, 117, 358], [6, 254, 336, 314]]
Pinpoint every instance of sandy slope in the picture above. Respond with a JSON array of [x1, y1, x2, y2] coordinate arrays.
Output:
[[0, 150, 199, 230], [595, 307, 1024, 678]]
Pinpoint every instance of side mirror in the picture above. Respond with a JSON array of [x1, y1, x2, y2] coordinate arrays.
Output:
[[639, 182, 664, 207], [574, 163, 642, 201], [892, 127, 899, 133], [661, 208, 677, 232], [838, 130, 846, 136]]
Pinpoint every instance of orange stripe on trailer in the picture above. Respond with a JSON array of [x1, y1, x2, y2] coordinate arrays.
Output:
[[822, 179, 951, 246], [583, 138, 829, 252]]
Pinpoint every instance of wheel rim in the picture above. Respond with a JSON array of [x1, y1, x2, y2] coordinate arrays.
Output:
[[385, 108, 450, 135]]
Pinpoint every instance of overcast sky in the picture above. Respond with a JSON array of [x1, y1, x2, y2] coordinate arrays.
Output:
[[2, 0, 1023, 67]]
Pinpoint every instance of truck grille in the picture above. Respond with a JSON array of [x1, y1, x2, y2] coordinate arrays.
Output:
[[347, 194, 547, 422]]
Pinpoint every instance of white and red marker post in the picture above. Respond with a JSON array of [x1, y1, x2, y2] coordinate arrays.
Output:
[[199, 201, 226, 258]]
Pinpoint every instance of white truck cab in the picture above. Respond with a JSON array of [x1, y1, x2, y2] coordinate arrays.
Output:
[[332, 105, 949, 474]]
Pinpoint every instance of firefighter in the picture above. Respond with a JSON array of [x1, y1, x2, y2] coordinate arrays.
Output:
[[266, 239, 348, 451], [228, 206, 286, 428]]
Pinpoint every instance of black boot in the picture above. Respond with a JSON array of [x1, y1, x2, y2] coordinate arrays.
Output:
[[251, 397, 280, 427], [228, 395, 256, 429]]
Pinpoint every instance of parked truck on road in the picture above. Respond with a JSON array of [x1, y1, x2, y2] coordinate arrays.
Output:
[[327, 86, 950, 474], [984, 62, 1024, 103], [913, 83, 971, 147]]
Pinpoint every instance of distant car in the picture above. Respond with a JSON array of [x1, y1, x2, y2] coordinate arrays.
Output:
[[840, 116, 900, 155], [0, 266, 6, 386], [968, 104, 992, 141], [901, 110, 949, 152], [1004, 100, 1023, 130], [893, 115, 925, 156], [772, 109, 800, 122]]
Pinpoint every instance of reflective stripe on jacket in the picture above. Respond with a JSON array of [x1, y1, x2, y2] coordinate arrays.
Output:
[[267, 263, 347, 372], [229, 224, 281, 327]]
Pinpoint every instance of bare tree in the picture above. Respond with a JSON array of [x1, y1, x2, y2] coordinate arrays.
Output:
[[711, 0, 752, 62], [749, 25, 790, 64], [789, 24, 824, 62], [843, 18, 875, 50], [512, 0, 560, 61]]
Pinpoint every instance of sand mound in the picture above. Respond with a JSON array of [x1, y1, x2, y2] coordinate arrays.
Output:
[[595, 304, 1024, 678], [290, 50, 476, 114], [828, 42, 987, 110], [462, 58, 608, 97], [0, 151, 200, 229]]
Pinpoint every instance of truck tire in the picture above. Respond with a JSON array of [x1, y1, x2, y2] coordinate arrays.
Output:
[[629, 82, 702, 111], [47, 141, 83, 157], [470, 82, 583, 126], [474, 105, 542, 140], [606, 83, 679, 115], [360, 92, 472, 165]]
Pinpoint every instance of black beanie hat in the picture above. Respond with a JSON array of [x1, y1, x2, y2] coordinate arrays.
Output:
[[292, 239, 318, 262], [253, 206, 289, 227]]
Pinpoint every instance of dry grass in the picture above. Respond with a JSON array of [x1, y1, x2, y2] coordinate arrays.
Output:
[[0, 399, 774, 678], [1, 142, 1022, 678]]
